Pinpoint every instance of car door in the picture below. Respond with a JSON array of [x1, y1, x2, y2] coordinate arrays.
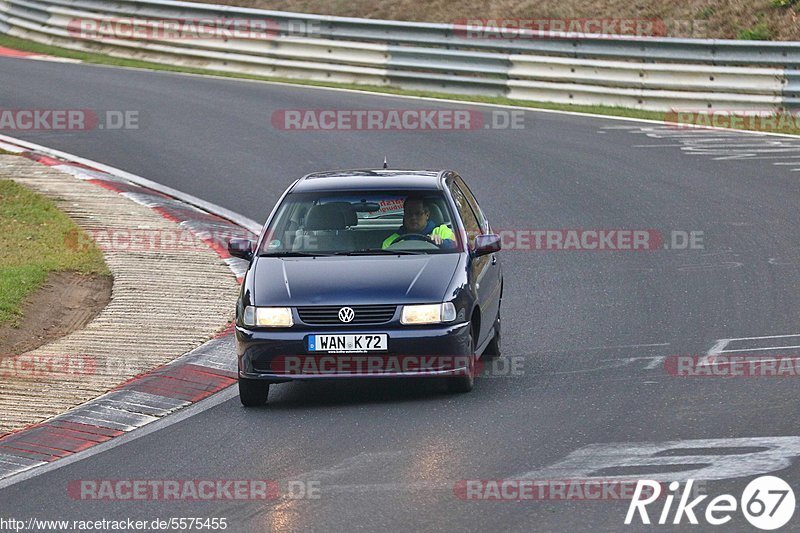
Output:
[[455, 175, 502, 345], [448, 176, 500, 350]]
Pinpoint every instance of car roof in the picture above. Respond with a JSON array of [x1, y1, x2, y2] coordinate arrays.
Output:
[[289, 169, 453, 193]]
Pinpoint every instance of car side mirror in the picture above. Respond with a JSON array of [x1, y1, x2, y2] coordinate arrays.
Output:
[[473, 234, 501, 257], [228, 238, 254, 261]]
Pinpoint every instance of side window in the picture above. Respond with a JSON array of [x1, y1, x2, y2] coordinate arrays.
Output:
[[450, 183, 482, 249], [455, 177, 487, 232]]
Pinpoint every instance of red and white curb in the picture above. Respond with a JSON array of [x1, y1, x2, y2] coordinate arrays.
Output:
[[0, 135, 260, 481]]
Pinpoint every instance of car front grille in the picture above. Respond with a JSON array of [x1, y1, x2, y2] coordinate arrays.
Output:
[[297, 305, 397, 325]]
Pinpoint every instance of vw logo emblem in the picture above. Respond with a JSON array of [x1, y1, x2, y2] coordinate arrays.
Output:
[[338, 307, 355, 323]]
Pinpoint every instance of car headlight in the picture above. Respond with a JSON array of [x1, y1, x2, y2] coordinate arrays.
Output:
[[401, 303, 457, 325], [242, 306, 293, 327]]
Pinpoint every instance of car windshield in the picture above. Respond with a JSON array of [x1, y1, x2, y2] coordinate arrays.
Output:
[[258, 190, 463, 256]]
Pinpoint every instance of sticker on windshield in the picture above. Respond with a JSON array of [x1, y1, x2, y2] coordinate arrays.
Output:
[[378, 198, 405, 214]]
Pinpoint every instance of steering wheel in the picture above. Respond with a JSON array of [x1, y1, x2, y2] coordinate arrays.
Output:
[[391, 233, 439, 246]]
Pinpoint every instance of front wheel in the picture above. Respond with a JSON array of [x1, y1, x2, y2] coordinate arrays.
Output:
[[483, 311, 501, 359], [447, 330, 475, 393], [239, 378, 269, 407]]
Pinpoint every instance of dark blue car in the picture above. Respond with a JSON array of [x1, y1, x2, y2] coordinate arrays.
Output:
[[228, 169, 503, 406]]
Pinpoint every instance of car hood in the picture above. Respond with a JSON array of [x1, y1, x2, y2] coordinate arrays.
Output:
[[252, 255, 461, 306]]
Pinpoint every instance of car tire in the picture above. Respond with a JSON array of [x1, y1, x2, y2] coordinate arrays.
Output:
[[239, 378, 269, 407], [447, 329, 475, 393], [483, 311, 501, 359]]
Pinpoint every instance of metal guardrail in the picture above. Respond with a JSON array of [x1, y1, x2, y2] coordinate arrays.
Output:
[[1, 0, 798, 111]]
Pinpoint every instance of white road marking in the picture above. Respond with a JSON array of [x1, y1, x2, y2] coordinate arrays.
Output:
[[718, 346, 800, 354], [709, 339, 730, 355], [0, 141, 25, 153], [725, 334, 800, 342], [579, 343, 670, 351], [291, 451, 405, 483], [696, 339, 730, 368], [699, 334, 800, 367], [551, 361, 638, 375], [609, 356, 667, 370], [517, 436, 800, 482], [614, 125, 800, 170], [768, 258, 799, 265], [746, 155, 800, 160], [714, 357, 800, 365], [28, 56, 82, 64], [552, 353, 670, 375], [676, 262, 742, 272]]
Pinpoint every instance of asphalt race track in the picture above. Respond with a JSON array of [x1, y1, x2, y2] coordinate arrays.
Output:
[[2, 57, 800, 531]]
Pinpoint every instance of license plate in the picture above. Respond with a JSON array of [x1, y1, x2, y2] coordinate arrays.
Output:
[[307, 334, 388, 353]]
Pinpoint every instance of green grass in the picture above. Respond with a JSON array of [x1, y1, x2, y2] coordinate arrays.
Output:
[[0, 180, 109, 326], [697, 6, 716, 19], [737, 22, 774, 40], [2, 33, 799, 134], [0, 149, 17, 155]]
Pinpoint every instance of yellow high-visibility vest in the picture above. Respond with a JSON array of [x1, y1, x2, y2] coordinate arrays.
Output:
[[382, 224, 455, 249]]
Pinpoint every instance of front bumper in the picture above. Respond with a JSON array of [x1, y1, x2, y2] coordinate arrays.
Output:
[[237, 321, 471, 382]]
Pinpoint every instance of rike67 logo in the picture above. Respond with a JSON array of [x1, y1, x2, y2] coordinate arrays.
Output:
[[626, 476, 795, 530]]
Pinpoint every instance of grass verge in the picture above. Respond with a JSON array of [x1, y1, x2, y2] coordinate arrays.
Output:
[[1, 33, 798, 134], [0, 179, 109, 327]]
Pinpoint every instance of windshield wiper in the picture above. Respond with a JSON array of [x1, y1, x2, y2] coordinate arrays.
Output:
[[258, 251, 336, 257], [332, 249, 425, 256]]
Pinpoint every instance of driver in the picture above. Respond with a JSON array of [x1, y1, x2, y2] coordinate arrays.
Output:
[[382, 196, 456, 249]]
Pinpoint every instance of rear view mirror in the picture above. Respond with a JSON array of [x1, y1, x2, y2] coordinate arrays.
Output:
[[473, 234, 501, 257], [354, 201, 381, 213], [228, 238, 254, 261]]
